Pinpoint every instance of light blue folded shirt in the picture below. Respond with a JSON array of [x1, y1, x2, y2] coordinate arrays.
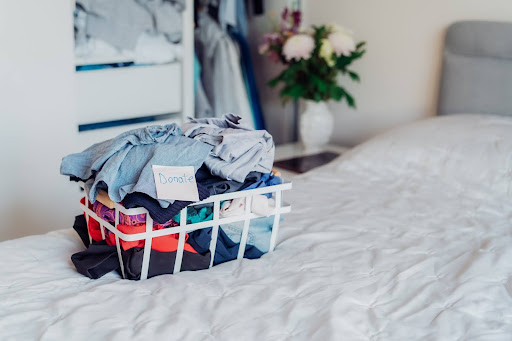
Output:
[[61, 124, 213, 205], [221, 216, 275, 253]]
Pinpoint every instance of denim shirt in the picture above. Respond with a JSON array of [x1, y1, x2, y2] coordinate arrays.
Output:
[[61, 124, 213, 204]]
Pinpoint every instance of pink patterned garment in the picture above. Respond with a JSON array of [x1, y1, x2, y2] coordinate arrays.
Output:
[[92, 201, 177, 228]]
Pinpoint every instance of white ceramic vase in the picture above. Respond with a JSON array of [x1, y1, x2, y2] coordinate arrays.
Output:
[[299, 100, 334, 153]]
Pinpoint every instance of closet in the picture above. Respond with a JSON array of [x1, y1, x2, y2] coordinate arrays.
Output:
[[72, 0, 296, 149], [73, 0, 194, 149]]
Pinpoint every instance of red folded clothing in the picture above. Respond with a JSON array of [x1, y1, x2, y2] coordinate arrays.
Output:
[[81, 198, 197, 253]]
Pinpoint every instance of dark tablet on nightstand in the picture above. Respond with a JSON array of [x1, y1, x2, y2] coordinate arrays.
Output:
[[274, 152, 340, 174]]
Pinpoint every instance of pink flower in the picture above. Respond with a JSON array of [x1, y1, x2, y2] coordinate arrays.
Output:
[[328, 30, 356, 57], [268, 50, 281, 63], [258, 42, 269, 55], [282, 34, 315, 61], [264, 32, 281, 45], [281, 7, 289, 22], [291, 10, 302, 30]]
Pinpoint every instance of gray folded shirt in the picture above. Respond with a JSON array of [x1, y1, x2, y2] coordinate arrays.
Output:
[[182, 114, 275, 182]]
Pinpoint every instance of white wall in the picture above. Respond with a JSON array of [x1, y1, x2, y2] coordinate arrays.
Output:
[[0, 1, 79, 241], [305, 0, 512, 145]]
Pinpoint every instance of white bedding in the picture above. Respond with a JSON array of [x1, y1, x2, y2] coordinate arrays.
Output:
[[1, 114, 512, 340]]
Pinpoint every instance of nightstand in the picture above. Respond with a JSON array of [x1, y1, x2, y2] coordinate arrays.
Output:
[[273, 142, 349, 178]]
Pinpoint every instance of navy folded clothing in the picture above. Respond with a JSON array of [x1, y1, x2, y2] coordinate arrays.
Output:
[[187, 226, 264, 266], [123, 183, 211, 225], [195, 165, 263, 195]]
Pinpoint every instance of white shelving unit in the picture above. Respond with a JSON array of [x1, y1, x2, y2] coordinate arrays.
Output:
[[74, 0, 195, 150]]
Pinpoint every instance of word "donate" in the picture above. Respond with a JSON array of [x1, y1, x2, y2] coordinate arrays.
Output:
[[159, 173, 195, 184]]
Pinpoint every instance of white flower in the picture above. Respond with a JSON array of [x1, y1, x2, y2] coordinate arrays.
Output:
[[282, 34, 315, 61], [319, 39, 335, 66], [328, 29, 356, 57]]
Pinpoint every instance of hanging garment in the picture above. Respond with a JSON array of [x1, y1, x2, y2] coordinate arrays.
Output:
[[61, 124, 212, 206], [253, 0, 264, 15], [194, 52, 215, 118], [230, 30, 266, 130], [182, 114, 274, 182], [218, 0, 248, 37], [195, 11, 254, 127]]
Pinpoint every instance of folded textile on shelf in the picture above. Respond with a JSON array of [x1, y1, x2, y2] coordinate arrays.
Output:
[[75, 33, 183, 66], [76, 0, 186, 51], [182, 114, 275, 182]]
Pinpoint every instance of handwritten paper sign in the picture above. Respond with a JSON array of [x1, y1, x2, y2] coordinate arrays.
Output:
[[152, 165, 199, 202]]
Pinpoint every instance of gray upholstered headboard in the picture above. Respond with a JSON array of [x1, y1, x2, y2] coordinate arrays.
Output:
[[438, 21, 512, 116]]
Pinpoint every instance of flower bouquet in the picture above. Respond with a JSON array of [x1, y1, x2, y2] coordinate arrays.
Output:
[[259, 7, 366, 151], [259, 8, 366, 107]]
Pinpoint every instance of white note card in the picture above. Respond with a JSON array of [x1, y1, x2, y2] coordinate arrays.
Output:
[[152, 165, 199, 202]]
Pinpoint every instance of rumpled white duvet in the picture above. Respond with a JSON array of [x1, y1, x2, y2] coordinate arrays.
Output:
[[1, 114, 512, 340]]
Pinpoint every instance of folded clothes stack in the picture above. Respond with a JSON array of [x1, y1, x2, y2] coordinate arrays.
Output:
[[75, 0, 186, 65], [61, 115, 282, 280]]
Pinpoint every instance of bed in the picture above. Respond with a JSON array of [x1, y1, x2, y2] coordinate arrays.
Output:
[[2, 20, 512, 340], [1, 113, 512, 340]]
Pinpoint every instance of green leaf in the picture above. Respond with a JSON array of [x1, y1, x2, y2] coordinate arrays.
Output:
[[341, 89, 356, 108], [268, 77, 281, 88], [311, 75, 327, 93], [329, 86, 344, 101], [289, 84, 306, 98], [348, 71, 360, 82], [356, 41, 366, 49]]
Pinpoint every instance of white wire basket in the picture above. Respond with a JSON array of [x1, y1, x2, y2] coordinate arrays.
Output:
[[78, 181, 292, 280]]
